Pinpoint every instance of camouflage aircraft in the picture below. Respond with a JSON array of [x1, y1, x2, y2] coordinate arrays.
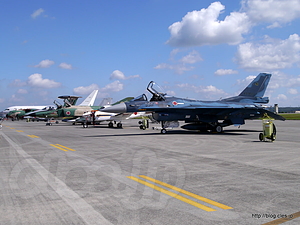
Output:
[[6, 108, 42, 121], [25, 90, 99, 121], [101, 73, 285, 134]]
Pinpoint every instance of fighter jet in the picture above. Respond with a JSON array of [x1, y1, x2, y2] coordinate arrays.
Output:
[[101, 73, 285, 133], [25, 90, 99, 121], [71, 97, 136, 128]]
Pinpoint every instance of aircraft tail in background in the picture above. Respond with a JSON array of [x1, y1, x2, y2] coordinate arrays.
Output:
[[79, 90, 98, 106]]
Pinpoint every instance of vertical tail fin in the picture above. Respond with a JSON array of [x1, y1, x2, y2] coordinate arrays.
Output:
[[99, 97, 113, 107], [79, 90, 98, 106], [239, 73, 271, 98]]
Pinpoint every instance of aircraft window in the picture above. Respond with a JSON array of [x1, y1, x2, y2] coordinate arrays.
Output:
[[133, 94, 147, 101]]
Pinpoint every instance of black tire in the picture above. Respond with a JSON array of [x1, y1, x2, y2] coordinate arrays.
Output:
[[259, 133, 264, 141], [161, 128, 167, 134], [273, 123, 276, 135], [271, 133, 276, 141], [215, 125, 223, 133]]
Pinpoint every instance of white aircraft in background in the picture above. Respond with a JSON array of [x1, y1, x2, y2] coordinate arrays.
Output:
[[2, 105, 52, 116], [76, 110, 149, 128], [62, 96, 150, 128]]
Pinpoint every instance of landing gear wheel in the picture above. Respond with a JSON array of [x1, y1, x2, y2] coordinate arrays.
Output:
[[117, 123, 122, 128], [215, 125, 223, 133], [108, 122, 113, 128], [259, 133, 264, 141], [161, 128, 167, 134], [83, 123, 88, 128]]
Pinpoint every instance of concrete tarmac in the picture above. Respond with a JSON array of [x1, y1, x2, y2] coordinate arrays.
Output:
[[0, 119, 299, 225]]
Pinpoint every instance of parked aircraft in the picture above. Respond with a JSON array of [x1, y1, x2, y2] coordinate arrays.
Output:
[[3, 105, 51, 116], [101, 73, 285, 133], [6, 108, 44, 120], [64, 97, 136, 128], [75, 110, 148, 128], [25, 90, 99, 121]]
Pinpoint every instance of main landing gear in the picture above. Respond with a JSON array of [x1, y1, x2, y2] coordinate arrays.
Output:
[[108, 121, 123, 128]]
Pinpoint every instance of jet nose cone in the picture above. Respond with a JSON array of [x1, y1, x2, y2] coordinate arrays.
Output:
[[100, 102, 127, 113]]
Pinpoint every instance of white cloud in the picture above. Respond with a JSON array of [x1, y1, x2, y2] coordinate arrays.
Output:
[[31, 8, 45, 19], [285, 75, 300, 87], [73, 81, 123, 98], [101, 80, 123, 93], [167, 2, 251, 47], [236, 34, 300, 71], [10, 94, 23, 102], [27, 73, 61, 88], [242, 0, 300, 28], [276, 94, 288, 100], [34, 59, 55, 68], [9, 79, 27, 87], [179, 50, 202, 64], [154, 63, 194, 74], [110, 70, 140, 80], [73, 84, 99, 95], [177, 83, 226, 98], [214, 69, 238, 76], [110, 70, 126, 80], [235, 75, 257, 92], [17, 89, 28, 94], [59, 62, 73, 70], [200, 85, 226, 95], [155, 50, 201, 74], [288, 88, 298, 95], [165, 90, 176, 96]]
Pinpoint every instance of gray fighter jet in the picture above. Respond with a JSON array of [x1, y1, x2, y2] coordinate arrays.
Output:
[[101, 73, 285, 133]]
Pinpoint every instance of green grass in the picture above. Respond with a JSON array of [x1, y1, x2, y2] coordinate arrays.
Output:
[[279, 113, 300, 120]]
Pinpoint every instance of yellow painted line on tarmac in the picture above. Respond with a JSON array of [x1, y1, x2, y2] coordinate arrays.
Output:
[[262, 211, 300, 225], [55, 144, 76, 151], [27, 135, 40, 138], [139, 175, 232, 210], [50, 144, 68, 151], [50, 144, 76, 152], [127, 176, 216, 212], [10, 127, 15, 129], [16, 130, 24, 132]]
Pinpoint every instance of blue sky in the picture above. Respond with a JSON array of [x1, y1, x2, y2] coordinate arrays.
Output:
[[1, 0, 300, 110]]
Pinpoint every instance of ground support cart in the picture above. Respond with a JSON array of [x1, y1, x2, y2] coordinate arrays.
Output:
[[259, 114, 276, 142]]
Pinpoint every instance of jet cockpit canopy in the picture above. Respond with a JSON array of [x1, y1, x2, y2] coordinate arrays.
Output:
[[147, 81, 166, 101], [133, 94, 147, 102]]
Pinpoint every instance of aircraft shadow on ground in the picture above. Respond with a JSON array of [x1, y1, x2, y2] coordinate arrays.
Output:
[[81, 127, 262, 138]]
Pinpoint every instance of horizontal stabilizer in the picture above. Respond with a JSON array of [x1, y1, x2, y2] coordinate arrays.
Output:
[[260, 109, 286, 121]]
